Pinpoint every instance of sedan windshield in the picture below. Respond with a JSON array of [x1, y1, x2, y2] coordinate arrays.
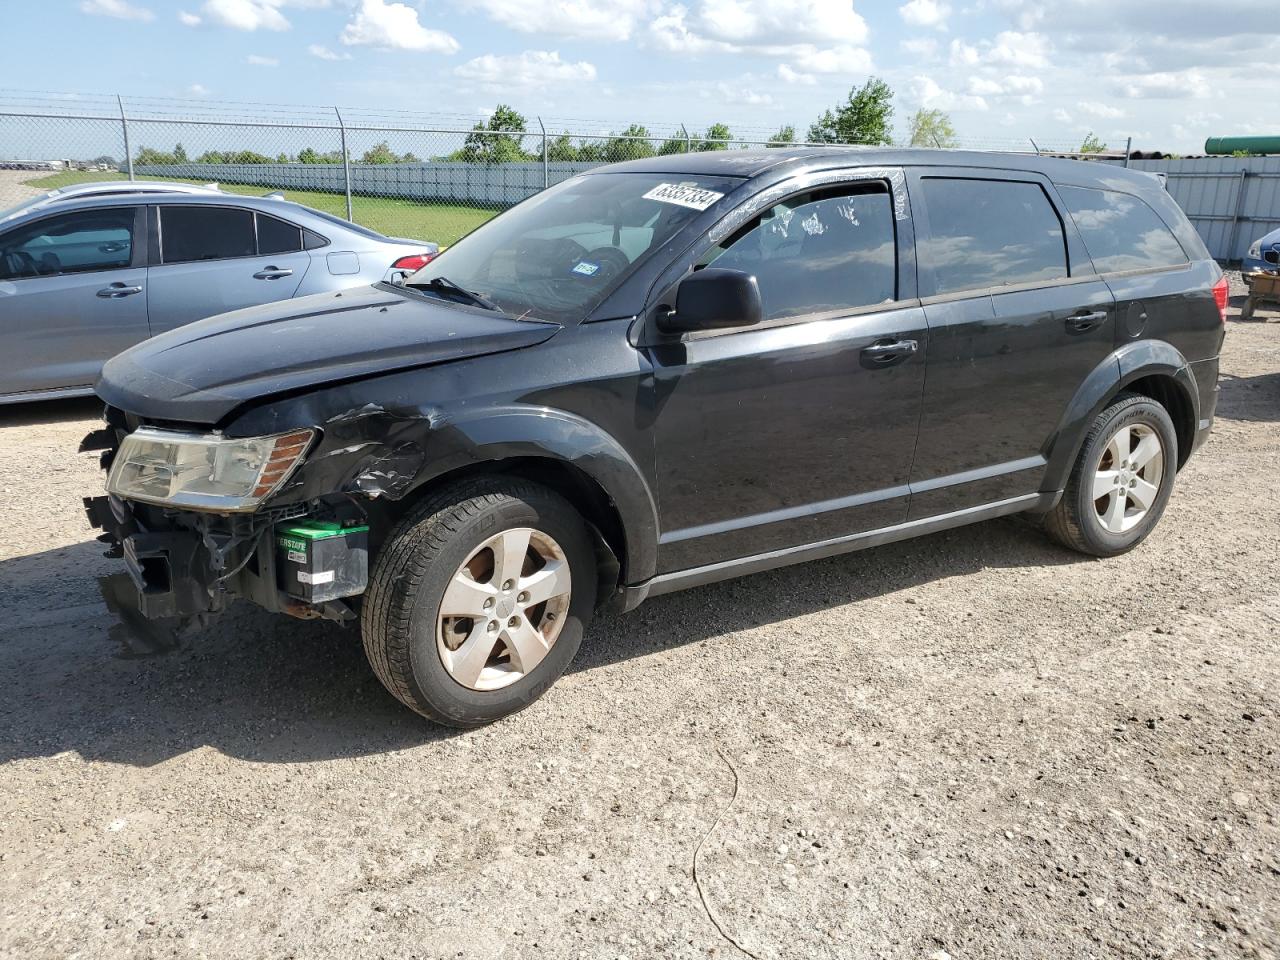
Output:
[[406, 172, 740, 322]]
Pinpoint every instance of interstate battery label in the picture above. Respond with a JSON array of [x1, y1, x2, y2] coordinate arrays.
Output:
[[642, 182, 725, 211]]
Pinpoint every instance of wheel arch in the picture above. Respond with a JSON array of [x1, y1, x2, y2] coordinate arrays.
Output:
[[1042, 340, 1200, 493]]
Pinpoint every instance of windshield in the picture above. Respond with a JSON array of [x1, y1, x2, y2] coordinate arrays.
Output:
[[406, 172, 740, 322]]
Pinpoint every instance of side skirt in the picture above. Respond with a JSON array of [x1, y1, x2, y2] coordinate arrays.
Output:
[[619, 491, 1061, 610]]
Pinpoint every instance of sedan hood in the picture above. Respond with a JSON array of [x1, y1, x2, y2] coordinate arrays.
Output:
[[97, 284, 559, 425]]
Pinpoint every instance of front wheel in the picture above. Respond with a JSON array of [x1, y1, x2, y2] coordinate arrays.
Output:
[[362, 478, 597, 727], [1044, 393, 1178, 557]]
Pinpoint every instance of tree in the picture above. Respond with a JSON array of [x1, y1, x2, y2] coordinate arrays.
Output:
[[547, 132, 579, 162], [173, 142, 188, 163], [453, 105, 530, 163], [807, 77, 895, 146], [605, 124, 656, 163], [298, 147, 343, 164], [1079, 132, 1107, 154], [908, 108, 957, 148], [657, 132, 687, 155], [361, 140, 399, 164], [135, 146, 177, 165], [766, 125, 797, 148], [697, 122, 732, 151]]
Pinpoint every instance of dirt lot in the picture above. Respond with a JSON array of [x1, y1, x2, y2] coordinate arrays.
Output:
[[1, 289, 1277, 960]]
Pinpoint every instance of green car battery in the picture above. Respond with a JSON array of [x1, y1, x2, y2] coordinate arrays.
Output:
[[275, 520, 369, 603]]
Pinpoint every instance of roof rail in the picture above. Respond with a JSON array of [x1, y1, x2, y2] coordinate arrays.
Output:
[[38, 181, 223, 204]]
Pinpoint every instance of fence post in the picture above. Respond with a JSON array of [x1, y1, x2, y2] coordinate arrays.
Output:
[[1124, 136, 1132, 167], [117, 94, 134, 181], [681, 124, 690, 153], [334, 105, 353, 222], [1227, 169, 1249, 261], [1029, 138, 1041, 156], [538, 115, 548, 190]]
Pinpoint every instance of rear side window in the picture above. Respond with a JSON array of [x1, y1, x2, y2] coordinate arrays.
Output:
[[704, 183, 897, 321], [1057, 185, 1188, 273], [160, 206, 255, 263], [256, 213, 302, 254], [919, 178, 1068, 295], [0, 207, 136, 280]]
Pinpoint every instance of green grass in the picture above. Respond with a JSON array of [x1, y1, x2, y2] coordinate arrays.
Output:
[[23, 170, 497, 247]]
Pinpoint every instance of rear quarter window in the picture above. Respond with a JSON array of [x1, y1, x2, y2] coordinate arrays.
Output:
[[1057, 185, 1188, 273]]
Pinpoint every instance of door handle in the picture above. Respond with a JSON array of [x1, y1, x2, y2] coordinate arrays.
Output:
[[96, 283, 143, 298], [253, 266, 294, 280], [1067, 310, 1107, 332], [860, 339, 918, 366]]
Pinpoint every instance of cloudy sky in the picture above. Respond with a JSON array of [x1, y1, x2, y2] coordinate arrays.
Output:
[[6, 0, 1274, 151]]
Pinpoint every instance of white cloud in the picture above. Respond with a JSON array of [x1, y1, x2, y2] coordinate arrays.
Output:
[[246, 54, 279, 65], [901, 37, 938, 59], [308, 43, 351, 60], [200, 0, 290, 31], [714, 81, 773, 107], [986, 30, 1049, 67], [466, 0, 651, 41], [80, 0, 155, 20], [178, 9, 201, 24], [1114, 71, 1211, 99], [777, 63, 816, 85], [1077, 100, 1124, 119], [899, 0, 949, 29], [948, 38, 979, 65], [454, 50, 596, 89], [649, 0, 869, 54], [801, 44, 874, 73], [187, 83, 209, 95], [911, 74, 987, 111], [341, 0, 459, 53], [1052, 108, 1072, 123]]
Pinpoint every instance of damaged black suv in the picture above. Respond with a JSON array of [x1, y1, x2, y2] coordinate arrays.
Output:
[[87, 149, 1226, 727]]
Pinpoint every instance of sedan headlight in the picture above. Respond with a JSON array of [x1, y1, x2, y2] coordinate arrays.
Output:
[[1248, 239, 1262, 259], [107, 427, 314, 512]]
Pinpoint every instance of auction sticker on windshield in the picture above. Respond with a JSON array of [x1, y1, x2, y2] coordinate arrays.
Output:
[[642, 182, 725, 211]]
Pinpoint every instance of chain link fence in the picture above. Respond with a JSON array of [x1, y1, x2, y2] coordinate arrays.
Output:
[[0, 90, 1106, 246]]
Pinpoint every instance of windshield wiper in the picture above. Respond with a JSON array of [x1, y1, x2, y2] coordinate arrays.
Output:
[[408, 275, 501, 313]]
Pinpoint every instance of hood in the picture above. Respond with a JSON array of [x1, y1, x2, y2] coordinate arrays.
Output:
[[97, 283, 559, 425]]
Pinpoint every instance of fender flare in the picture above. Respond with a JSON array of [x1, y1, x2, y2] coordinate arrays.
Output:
[[400, 407, 660, 584], [1041, 339, 1200, 493]]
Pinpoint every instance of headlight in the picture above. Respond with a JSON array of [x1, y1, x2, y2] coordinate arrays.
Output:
[[1248, 239, 1262, 259], [107, 427, 314, 512]]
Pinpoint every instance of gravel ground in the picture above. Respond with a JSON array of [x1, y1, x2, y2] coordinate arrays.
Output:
[[0, 168, 46, 210], [0, 284, 1277, 960]]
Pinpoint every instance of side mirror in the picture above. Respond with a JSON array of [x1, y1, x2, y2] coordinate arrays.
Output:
[[657, 268, 763, 334]]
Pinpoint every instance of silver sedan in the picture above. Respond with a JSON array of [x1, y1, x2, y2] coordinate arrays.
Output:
[[0, 182, 439, 403]]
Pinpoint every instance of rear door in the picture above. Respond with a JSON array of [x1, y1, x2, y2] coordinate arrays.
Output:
[[0, 205, 149, 396], [146, 204, 309, 333], [907, 171, 1115, 517]]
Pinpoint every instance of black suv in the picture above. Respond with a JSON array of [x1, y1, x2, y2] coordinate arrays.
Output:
[[86, 149, 1227, 727]]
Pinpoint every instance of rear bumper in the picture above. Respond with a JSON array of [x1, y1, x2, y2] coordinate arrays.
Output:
[[1188, 355, 1220, 456]]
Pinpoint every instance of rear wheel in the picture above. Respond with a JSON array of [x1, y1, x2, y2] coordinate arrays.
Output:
[[362, 478, 597, 727], [1044, 393, 1178, 557]]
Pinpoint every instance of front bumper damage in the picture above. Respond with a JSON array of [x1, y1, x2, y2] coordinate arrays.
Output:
[[83, 417, 360, 627]]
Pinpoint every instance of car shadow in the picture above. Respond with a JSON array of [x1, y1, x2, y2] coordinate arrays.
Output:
[[0, 515, 1079, 768], [1216, 370, 1280, 423], [0, 395, 102, 427]]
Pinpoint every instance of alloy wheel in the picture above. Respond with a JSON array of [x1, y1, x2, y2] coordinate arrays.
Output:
[[1091, 422, 1164, 534], [436, 527, 572, 691]]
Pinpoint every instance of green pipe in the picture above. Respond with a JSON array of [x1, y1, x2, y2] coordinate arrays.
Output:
[[1204, 136, 1280, 155]]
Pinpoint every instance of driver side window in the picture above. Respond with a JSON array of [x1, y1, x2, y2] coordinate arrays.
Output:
[[0, 207, 137, 281], [704, 183, 897, 322]]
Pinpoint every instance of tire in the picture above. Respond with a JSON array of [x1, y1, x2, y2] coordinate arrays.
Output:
[[1044, 392, 1178, 558], [362, 477, 597, 727], [1241, 296, 1256, 321]]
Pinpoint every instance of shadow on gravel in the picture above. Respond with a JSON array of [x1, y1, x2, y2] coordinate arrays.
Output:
[[0, 514, 1082, 767], [0, 395, 101, 427], [1216, 371, 1280, 422]]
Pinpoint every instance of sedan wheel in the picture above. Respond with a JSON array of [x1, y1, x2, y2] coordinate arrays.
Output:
[[1091, 422, 1164, 534]]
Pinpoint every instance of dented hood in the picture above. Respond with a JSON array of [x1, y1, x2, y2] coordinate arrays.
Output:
[[96, 284, 560, 425]]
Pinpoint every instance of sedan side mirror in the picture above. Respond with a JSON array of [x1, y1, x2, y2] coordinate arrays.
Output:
[[657, 268, 764, 334]]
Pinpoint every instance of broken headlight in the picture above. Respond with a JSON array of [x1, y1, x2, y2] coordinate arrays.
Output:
[[106, 427, 314, 512]]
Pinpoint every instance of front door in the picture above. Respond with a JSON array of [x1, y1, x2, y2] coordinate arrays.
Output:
[[907, 171, 1116, 518], [146, 204, 309, 333], [0, 205, 149, 396], [646, 178, 926, 573]]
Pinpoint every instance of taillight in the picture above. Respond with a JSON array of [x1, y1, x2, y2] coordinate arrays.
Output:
[[1211, 274, 1229, 324], [392, 252, 436, 271]]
